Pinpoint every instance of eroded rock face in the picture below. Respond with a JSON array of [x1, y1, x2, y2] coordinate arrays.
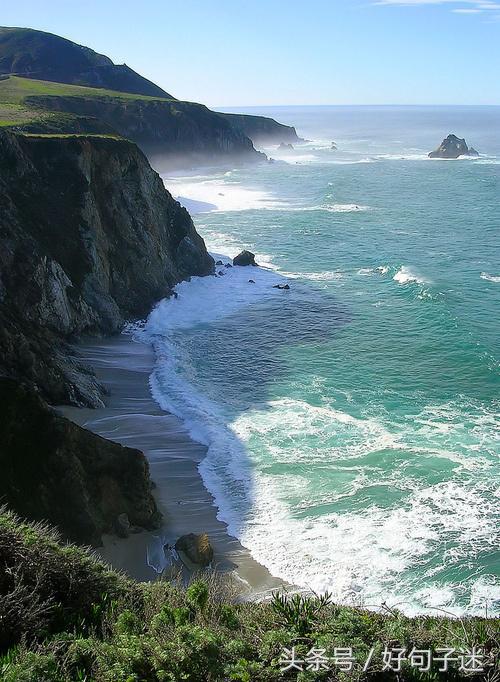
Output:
[[233, 250, 257, 267], [218, 112, 301, 146], [0, 378, 162, 546], [428, 134, 479, 159], [175, 533, 214, 567], [0, 131, 214, 405], [25, 96, 265, 165]]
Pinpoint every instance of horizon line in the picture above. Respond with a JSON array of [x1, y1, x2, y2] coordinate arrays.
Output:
[[215, 103, 500, 109]]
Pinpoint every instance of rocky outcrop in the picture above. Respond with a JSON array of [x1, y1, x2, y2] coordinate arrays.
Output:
[[233, 250, 257, 267], [219, 112, 301, 145], [0, 377, 162, 546], [0, 130, 214, 405], [429, 134, 479, 159], [175, 533, 214, 567]]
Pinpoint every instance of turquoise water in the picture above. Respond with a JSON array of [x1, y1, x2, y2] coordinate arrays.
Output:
[[146, 107, 499, 615]]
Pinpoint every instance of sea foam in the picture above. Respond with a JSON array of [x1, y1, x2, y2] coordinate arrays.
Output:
[[393, 265, 429, 285], [480, 272, 500, 283]]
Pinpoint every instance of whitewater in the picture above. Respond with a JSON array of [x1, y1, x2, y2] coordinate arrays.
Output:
[[140, 106, 499, 616]]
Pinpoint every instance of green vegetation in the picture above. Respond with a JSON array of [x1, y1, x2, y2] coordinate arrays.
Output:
[[0, 75, 174, 131], [0, 75, 172, 104], [0, 509, 498, 681]]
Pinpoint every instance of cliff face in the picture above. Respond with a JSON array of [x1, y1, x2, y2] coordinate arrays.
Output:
[[23, 94, 264, 163], [219, 112, 301, 145], [0, 131, 214, 405], [0, 377, 161, 546]]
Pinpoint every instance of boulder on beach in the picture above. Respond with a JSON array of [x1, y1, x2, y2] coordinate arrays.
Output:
[[114, 513, 131, 538], [429, 134, 479, 159], [233, 250, 257, 266], [175, 532, 214, 567]]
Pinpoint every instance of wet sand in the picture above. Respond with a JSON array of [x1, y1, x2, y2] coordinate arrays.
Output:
[[60, 335, 283, 597]]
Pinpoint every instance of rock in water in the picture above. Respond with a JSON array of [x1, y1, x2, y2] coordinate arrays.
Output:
[[428, 134, 479, 159], [278, 142, 294, 150], [233, 250, 258, 267], [175, 533, 214, 566]]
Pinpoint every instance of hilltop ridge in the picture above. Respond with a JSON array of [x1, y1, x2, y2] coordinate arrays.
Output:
[[0, 26, 172, 97]]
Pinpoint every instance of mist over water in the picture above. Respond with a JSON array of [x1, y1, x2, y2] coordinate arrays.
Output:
[[145, 106, 499, 615]]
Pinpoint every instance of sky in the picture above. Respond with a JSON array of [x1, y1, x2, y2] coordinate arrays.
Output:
[[2, 0, 499, 106]]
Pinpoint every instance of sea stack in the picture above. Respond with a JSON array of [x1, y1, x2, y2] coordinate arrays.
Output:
[[233, 250, 258, 266], [429, 134, 479, 159]]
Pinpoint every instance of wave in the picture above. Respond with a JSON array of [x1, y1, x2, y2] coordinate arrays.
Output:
[[324, 203, 370, 213], [481, 272, 500, 283], [164, 174, 286, 212], [286, 270, 344, 282], [393, 265, 429, 285], [137, 246, 499, 617]]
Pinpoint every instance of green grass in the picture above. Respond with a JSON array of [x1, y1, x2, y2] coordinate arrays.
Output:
[[0, 509, 498, 681], [0, 75, 175, 129], [18, 132, 124, 139], [0, 75, 173, 105]]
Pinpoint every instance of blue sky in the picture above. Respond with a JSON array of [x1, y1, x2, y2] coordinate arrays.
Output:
[[2, 0, 499, 105]]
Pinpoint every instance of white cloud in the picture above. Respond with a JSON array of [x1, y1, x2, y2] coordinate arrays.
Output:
[[374, 0, 500, 15]]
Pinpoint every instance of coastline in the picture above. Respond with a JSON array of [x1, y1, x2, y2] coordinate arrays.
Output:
[[60, 335, 284, 597]]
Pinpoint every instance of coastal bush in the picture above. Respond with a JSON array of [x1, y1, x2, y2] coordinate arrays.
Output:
[[0, 510, 498, 681]]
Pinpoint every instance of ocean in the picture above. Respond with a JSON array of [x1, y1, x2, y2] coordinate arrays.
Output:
[[141, 106, 499, 616]]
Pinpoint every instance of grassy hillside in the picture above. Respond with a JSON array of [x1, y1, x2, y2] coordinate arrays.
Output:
[[0, 75, 170, 130], [0, 27, 172, 98], [0, 509, 497, 681], [0, 74, 171, 103], [0, 76, 261, 162]]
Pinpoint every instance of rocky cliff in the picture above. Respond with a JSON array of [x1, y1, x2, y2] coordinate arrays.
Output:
[[0, 377, 161, 546], [0, 130, 214, 406], [24, 94, 264, 164], [219, 112, 301, 145]]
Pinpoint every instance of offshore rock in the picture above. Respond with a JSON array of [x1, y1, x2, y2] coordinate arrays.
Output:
[[429, 134, 479, 159]]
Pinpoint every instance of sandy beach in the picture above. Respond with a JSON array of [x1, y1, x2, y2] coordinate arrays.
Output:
[[60, 335, 283, 597]]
